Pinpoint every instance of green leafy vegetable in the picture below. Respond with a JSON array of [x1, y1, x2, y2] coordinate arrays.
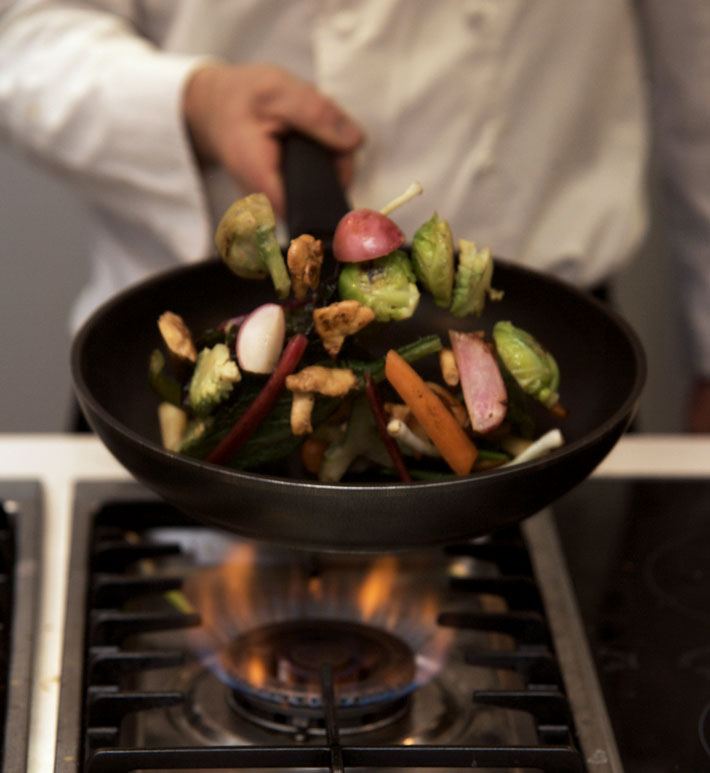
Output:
[[411, 212, 454, 307], [493, 321, 560, 409], [450, 239, 503, 317]]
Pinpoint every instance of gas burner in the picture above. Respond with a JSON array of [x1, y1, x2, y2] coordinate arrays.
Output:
[[169, 644, 483, 747], [218, 619, 416, 737], [221, 619, 416, 705]]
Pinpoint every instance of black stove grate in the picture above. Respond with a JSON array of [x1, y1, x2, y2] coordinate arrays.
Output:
[[0, 482, 42, 772], [58, 482, 590, 772]]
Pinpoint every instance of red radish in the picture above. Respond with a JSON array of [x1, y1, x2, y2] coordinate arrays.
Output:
[[332, 181, 423, 263], [236, 303, 285, 374], [449, 330, 508, 434], [333, 209, 405, 263]]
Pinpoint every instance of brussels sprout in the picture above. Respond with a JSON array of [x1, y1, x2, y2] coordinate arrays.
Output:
[[338, 250, 420, 322], [450, 239, 503, 318], [493, 321, 560, 409], [411, 212, 454, 307], [214, 193, 291, 299]]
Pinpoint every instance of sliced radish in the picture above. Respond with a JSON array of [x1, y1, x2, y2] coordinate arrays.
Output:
[[449, 330, 508, 434], [332, 209, 405, 263], [236, 303, 286, 374]]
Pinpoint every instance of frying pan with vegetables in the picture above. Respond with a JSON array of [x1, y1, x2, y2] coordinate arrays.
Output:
[[71, 135, 645, 551]]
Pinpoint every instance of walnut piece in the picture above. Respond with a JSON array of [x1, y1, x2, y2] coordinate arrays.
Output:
[[285, 366, 358, 397], [158, 311, 197, 363], [290, 391, 316, 436], [313, 300, 376, 357], [287, 234, 324, 300]]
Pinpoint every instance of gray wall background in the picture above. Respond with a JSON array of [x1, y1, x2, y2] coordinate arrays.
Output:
[[0, 143, 689, 433]]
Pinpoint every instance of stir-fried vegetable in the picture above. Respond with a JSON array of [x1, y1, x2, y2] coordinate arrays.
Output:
[[148, 185, 567, 481], [411, 212, 454, 308], [338, 250, 420, 322], [384, 349, 478, 476], [206, 334, 308, 465], [493, 321, 560, 409], [215, 193, 291, 298], [188, 344, 241, 416], [450, 240, 503, 318]]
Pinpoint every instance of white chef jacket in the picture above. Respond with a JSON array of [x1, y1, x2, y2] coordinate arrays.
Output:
[[0, 0, 708, 374]]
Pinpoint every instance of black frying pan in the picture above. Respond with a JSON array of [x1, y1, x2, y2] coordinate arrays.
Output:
[[71, 135, 645, 552]]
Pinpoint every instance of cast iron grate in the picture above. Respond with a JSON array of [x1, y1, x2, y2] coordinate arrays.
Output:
[[59, 483, 588, 772]]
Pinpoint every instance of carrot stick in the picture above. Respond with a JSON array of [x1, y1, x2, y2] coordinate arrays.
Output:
[[384, 350, 477, 476]]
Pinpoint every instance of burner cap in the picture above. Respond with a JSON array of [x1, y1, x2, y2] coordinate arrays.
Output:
[[217, 619, 416, 736], [220, 618, 416, 706]]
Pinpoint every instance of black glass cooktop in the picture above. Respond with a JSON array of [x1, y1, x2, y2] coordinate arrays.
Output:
[[553, 477, 710, 773]]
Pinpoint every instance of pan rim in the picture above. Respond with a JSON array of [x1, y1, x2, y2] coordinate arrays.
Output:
[[71, 257, 647, 493]]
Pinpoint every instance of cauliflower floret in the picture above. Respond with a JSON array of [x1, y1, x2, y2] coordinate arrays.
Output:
[[188, 344, 241, 416]]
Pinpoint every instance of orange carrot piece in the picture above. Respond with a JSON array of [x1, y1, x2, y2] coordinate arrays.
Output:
[[384, 350, 477, 476]]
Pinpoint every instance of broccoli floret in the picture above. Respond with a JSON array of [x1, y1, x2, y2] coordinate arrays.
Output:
[[187, 343, 241, 416]]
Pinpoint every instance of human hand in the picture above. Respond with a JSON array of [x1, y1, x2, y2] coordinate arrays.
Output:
[[687, 378, 710, 433], [182, 63, 364, 215]]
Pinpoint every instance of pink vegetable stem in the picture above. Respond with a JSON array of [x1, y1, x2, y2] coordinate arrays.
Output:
[[206, 333, 309, 466], [363, 371, 412, 483]]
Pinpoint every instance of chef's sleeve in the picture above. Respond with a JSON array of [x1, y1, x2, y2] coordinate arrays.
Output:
[[0, 1, 213, 262], [638, 0, 710, 378]]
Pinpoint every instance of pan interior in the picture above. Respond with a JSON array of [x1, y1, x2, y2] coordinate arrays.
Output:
[[75, 257, 641, 459]]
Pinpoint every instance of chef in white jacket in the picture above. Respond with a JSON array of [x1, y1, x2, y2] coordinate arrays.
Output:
[[0, 0, 709, 430]]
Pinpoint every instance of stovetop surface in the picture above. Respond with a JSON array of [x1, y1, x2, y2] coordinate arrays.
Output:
[[553, 478, 710, 773], [57, 482, 597, 772]]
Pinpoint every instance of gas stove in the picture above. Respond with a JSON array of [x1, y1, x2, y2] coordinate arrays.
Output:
[[0, 434, 708, 772]]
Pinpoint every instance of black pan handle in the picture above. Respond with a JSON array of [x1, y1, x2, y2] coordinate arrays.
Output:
[[282, 133, 351, 244]]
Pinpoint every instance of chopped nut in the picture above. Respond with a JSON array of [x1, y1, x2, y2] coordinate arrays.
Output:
[[158, 311, 197, 363], [287, 234, 324, 300], [439, 348, 459, 387], [285, 365, 358, 397], [290, 391, 316, 436], [313, 300, 376, 357]]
